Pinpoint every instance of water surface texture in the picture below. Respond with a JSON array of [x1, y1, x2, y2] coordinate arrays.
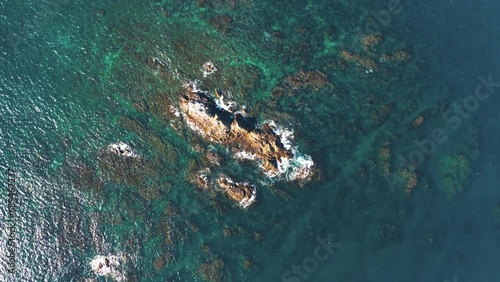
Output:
[[1, 0, 500, 281]]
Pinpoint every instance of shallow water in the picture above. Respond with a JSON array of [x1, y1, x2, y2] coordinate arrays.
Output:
[[1, 0, 499, 281]]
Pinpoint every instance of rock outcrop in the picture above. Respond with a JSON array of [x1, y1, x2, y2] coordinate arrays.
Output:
[[217, 176, 256, 209], [178, 81, 314, 181]]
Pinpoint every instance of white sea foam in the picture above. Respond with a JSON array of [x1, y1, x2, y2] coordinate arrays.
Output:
[[202, 61, 217, 77], [169, 105, 180, 117], [214, 94, 238, 113], [182, 101, 219, 142], [234, 150, 258, 161], [179, 79, 314, 182], [239, 185, 257, 209], [265, 120, 295, 151], [90, 254, 127, 281], [286, 154, 315, 181], [196, 172, 210, 189], [107, 142, 138, 158], [264, 120, 314, 181], [183, 80, 202, 93], [219, 177, 257, 209], [184, 118, 208, 139]]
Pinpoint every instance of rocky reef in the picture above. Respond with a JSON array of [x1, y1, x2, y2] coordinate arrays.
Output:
[[216, 176, 257, 209], [177, 81, 314, 182], [271, 69, 331, 98]]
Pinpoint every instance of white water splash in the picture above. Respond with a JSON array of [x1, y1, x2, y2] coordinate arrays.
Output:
[[265, 120, 314, 181], [214, 94, 238, 113], [239, 184, 257, 209], [202, 61, 217, 77], [90, 254, 127, 281], [234, 150, 259, 161], [107, 142, 138, 158]]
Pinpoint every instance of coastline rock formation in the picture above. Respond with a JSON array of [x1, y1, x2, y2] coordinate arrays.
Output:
[[217, 176, 257, 209], [178, 81, 314, 181]]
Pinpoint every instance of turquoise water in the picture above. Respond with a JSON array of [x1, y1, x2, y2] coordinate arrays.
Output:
[[1, 0, 500, 281]]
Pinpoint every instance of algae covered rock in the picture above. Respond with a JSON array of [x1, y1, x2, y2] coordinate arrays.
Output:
[[216, 176, 257, 209], [439, 154, 471, 198]]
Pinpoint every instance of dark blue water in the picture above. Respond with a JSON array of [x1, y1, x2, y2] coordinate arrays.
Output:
[[363, 0, 500, 281]]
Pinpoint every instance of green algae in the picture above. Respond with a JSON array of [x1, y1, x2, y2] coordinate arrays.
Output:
[[1, 0, 485, 281], [439, 154, 471, 199]]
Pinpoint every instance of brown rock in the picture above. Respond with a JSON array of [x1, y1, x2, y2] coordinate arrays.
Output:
[[206, 150, 222, 166], [381, 50, 411, 63], [362, 34, 382, 49], [179, 88, 292, 177], [217, 176, 256, 208], [176, 82, 314, 182], [340, 50, 377, 70], [286, 69, 329, 91], [412, 115, 424, 128], [192, 170, 211, 190]]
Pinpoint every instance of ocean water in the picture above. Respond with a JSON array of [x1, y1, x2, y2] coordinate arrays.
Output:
[[1, 0, 500, 281]]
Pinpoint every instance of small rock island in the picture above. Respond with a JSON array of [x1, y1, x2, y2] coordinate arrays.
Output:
[[178, 81, 314, 182]]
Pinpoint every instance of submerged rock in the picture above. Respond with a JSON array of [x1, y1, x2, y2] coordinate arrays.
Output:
[[340, 50, 377, 71], [178, 81, 314, 181], [285, 69, 329, 91], [193, 169, 211, 190], [217, 176, 257, 209]]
